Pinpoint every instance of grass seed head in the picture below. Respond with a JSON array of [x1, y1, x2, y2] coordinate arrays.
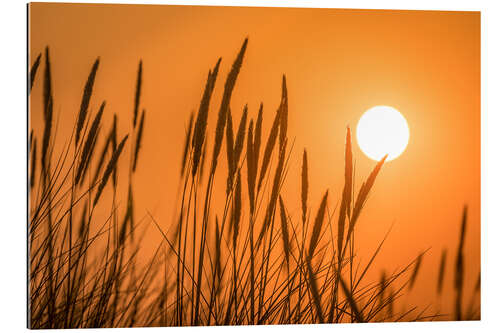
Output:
[[76, 57, 100, 146]]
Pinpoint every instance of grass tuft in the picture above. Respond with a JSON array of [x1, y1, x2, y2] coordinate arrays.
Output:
[[28, 40, 479, 329]]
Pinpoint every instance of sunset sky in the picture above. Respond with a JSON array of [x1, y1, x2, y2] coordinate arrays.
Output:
[[29, 3, 480, 316]]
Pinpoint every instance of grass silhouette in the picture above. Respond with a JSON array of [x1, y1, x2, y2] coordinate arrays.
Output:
[[28, 39, 480, 328]]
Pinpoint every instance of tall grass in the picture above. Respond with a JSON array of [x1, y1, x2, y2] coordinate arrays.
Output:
[[28, 40, 480, 328]]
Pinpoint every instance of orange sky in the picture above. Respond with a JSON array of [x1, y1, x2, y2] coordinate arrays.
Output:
[[29, 3, 480, 318]]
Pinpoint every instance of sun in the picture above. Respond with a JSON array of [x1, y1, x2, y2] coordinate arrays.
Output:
[[356, 106, 409, 161]]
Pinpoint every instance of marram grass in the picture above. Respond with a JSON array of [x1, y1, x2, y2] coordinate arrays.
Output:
[[28, 39, 480, 329]]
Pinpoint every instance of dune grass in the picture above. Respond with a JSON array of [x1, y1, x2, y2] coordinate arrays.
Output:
[[28, 39, 480, 328]]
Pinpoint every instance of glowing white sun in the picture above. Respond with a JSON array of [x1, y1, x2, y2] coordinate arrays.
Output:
[[356, 106, 409, 161]]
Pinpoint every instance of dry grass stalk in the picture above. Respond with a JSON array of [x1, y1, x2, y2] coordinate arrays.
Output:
[[336, 128, 353, 289], [257, 107, 280, 192], [454, 205, 467, 320], [474, 272, 480, 293], [210, 38, 248, 175], [133, 109, 146, 172], [76, 58, 100, 147], [30, 138, 37, 189], [214, 216, 222, 286], [344, 127, 353, 216], [199, 134, 208, 181], [254, 103, 263, 168], [379, 270, 387, 309], [192, 59, 221, 177], [43, 47, 52, 123], [233, 104, 248, 167], [76, 101, 105, 184], [78, 115, 101, 186], [279, 196, 290, 265], [226, 108, 235, 191], [337, 128, 352, 258], [257, 140, 287, 247], [93, 134, 128, 207], [437, 249, 447, 294], [181, 111, 194, 176], [111, 114, 118, 187], [279, 75, 288, 150], [41, 48, 54, 174], [121, 184, 135, 244], [301, 149, 308, 225], [246, 120, 256, 213], [347, 154, 387, 243], [29, 53, 42, 94], [408, 253, 423, 290], [133, 60, 142, 128], [29, 130, 33, 152], [308, 190, 329, 259], [92, 121, 114, 186], [41, 96, 53, 173], [232, 171, 242, 248]]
